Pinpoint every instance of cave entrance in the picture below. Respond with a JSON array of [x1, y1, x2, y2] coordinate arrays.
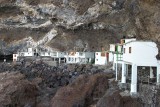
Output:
[[0, 54, 13, 62]]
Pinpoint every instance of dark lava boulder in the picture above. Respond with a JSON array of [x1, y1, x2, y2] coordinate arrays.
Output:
[[51, 73, 113, 107], [0, 72, 38, 107], [97, 89, 143, 107], [96, 89, 122, 107]]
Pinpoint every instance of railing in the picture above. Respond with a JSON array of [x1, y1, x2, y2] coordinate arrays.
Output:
[[116, 52, 123, 61]]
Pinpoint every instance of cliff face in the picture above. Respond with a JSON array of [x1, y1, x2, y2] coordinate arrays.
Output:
[[0, 0, 160, 55]]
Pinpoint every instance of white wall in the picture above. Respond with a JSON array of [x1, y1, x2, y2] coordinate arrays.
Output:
[[110, 44, 115, 52], [64, 52, 94, 64], [28, 48, 33, 53], [85, 52, 95, 58], [123, 38, 136, 44], [75, 52, 94, 58], [13, 54, 18, 61], [41, 52, 50, 56], [57, 52, 65, 58], [51, 52, 57, 57], [109, 52, 114, 62], [123, 41, 158, 66], [19, 52, 33, 56], [50, 52, 65, 58], [117, 45, 122, 53], [95, 52, 107, 65]]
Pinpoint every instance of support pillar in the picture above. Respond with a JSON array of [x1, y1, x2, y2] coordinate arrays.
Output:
[[131, 64, 137, 94], [157, 65, 160, 84], [116, 62, 118, 81], [121, 62, 126, 83], [150, 67, 154, 78], [113, 63, 115, 70], [89, 58, 92, 63], [126, 64, 128, 77], [59, 58, 61, 64]]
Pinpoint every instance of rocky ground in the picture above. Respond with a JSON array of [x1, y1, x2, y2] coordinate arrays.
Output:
[[0, 60, 158, 107], [0, 61, 113, 107]]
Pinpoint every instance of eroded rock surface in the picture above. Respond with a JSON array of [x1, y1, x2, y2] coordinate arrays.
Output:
[[97, 89, 143, 107], [0, 0, 159, 57], [51, 73, 113, 107], [0, 72, 37, 107]]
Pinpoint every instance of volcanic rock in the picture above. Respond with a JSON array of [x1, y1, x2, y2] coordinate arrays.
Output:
[[97, 89, 143, 107], [51, 73, 113, 107], [0, 72, 38, 107]]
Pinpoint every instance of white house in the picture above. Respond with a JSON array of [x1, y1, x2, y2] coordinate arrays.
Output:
[[40, 52, 51, 57], [50, 51, 65, 58], [95, 52, 108, 65], [121, 40, 160, 94], [18, 48, 37, 57], [13, 54, 18, 62], [50, 51, 65, 63], [109, 44, 123, 62], [109, 38, 160, 94], [64, 52, 94, 64], [109, 38, 136, 76], [109, 38, 136, 63]]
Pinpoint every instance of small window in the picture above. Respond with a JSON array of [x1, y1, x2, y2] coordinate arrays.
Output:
[[121, 39, 125, 44], [115, 46, 118, 52], [129, 47, 131, 53], [123, 48, 125, 53], [14, 54, 17, 57], [79, 52, 83, 56], [101, 52, 105, 57], [96, 53, 98, 55], [96, 59, 98, 61]]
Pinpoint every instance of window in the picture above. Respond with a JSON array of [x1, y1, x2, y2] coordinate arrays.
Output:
[[123, 48, 125, 53], [121, 39, 125, 44], [79, 52, 83, 56], [129, 47, 131, 53], [96, 53, 98, 55], [123, 40, 125, 43], [101, 52, 105, 57], [96, 59, 98, 61], [115, 46, 118, 52]]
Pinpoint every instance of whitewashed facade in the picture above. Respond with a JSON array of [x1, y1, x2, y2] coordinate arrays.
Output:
[[123, 41, 158, 66], [109, 38, 160, 94], [65, 52, 94, 64], [50, 52, 65, 58], [18, 48, 35, 57], [121, 41, 160, 94], [95, 52, 108, 65], [13, 54, 18, 62], [40, 52, 51, 56]]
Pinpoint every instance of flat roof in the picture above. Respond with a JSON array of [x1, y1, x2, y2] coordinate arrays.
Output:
[[123, 40, 154, 45]]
